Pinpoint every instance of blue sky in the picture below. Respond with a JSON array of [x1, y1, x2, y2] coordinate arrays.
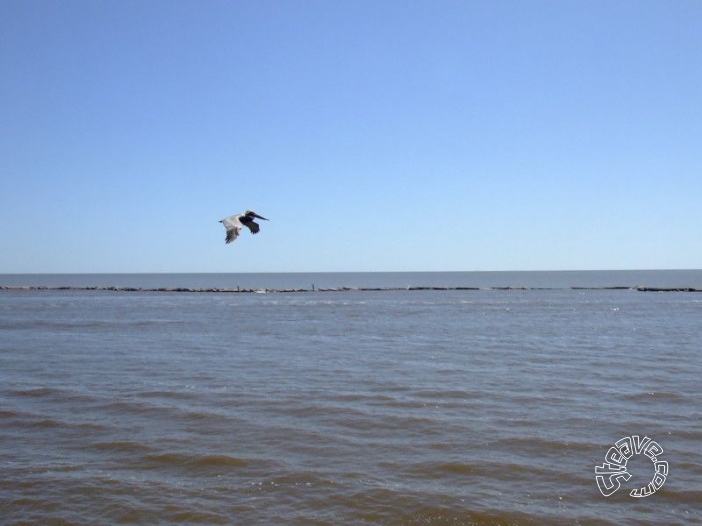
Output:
[[1, 0, 700, 273]]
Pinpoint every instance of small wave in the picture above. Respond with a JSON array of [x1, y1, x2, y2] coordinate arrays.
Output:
[[402, 456, 575, 485], [256, 472, 337, 488], [163, 510, 229, 524], [8, 386, 97, 405], [435, 461, 475, 475], [10, 386, 61, 398], [5, 412, 111, 434], [334, 487, 557, 526], [489, 436, 587, 452], [0, 409, 26, 419], [193, 454, 251, 468], [619, 391, 688, 403], [135, 389, 198, 401], [92, 440, 152, 454], [25, 417, 64, 429], [663, 428, 702, 441], [413, 389, 478, 401], [396, 505, 554, 526], [144, 452, 250, 469], [99, 399, 152, 414], [2, 319, 194, 332]]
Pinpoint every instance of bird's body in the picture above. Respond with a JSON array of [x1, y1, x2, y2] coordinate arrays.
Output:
[[220, 210, 269, 244]]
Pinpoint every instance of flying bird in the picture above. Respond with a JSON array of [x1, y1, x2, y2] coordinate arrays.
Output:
[[219, 210, 269, 244]]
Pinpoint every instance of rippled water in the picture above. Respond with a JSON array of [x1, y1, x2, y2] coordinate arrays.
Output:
[[1, 273, 701, 525]]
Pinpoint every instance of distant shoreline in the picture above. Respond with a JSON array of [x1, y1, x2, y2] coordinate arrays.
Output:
[[1, 285, 700, 293], [2, 271, 701, 292]]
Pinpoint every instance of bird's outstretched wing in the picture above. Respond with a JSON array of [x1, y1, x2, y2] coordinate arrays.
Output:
[[225, 226, 242, 244], [242, 217, 261, 234], [220, 217, 242, 244]]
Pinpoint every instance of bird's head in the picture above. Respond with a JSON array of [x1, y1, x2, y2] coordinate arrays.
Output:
[[246, 210, 269, 221]]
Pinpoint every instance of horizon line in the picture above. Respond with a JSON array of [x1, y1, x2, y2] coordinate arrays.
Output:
[[1, 268, 700, 275]]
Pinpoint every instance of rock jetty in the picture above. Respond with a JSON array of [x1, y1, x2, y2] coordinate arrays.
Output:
[[1, 285, 700, 294]]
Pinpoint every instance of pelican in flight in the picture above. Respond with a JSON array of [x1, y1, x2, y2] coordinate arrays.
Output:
[[220, 210, 269, 244]]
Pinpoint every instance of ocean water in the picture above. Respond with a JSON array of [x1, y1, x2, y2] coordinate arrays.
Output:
[[1, 271, 701, 525]]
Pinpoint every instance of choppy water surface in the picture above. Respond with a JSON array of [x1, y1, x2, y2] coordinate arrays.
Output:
[[1, 272, 701, 525]]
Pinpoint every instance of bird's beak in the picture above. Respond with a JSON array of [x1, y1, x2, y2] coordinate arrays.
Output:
[[253, 213, 269, 221]]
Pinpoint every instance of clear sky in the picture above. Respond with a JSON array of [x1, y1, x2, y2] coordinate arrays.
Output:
[[1, 0, 700, 273]]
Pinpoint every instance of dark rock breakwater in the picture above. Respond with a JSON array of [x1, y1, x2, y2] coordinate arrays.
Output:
[[1, 285, 700, 293]]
